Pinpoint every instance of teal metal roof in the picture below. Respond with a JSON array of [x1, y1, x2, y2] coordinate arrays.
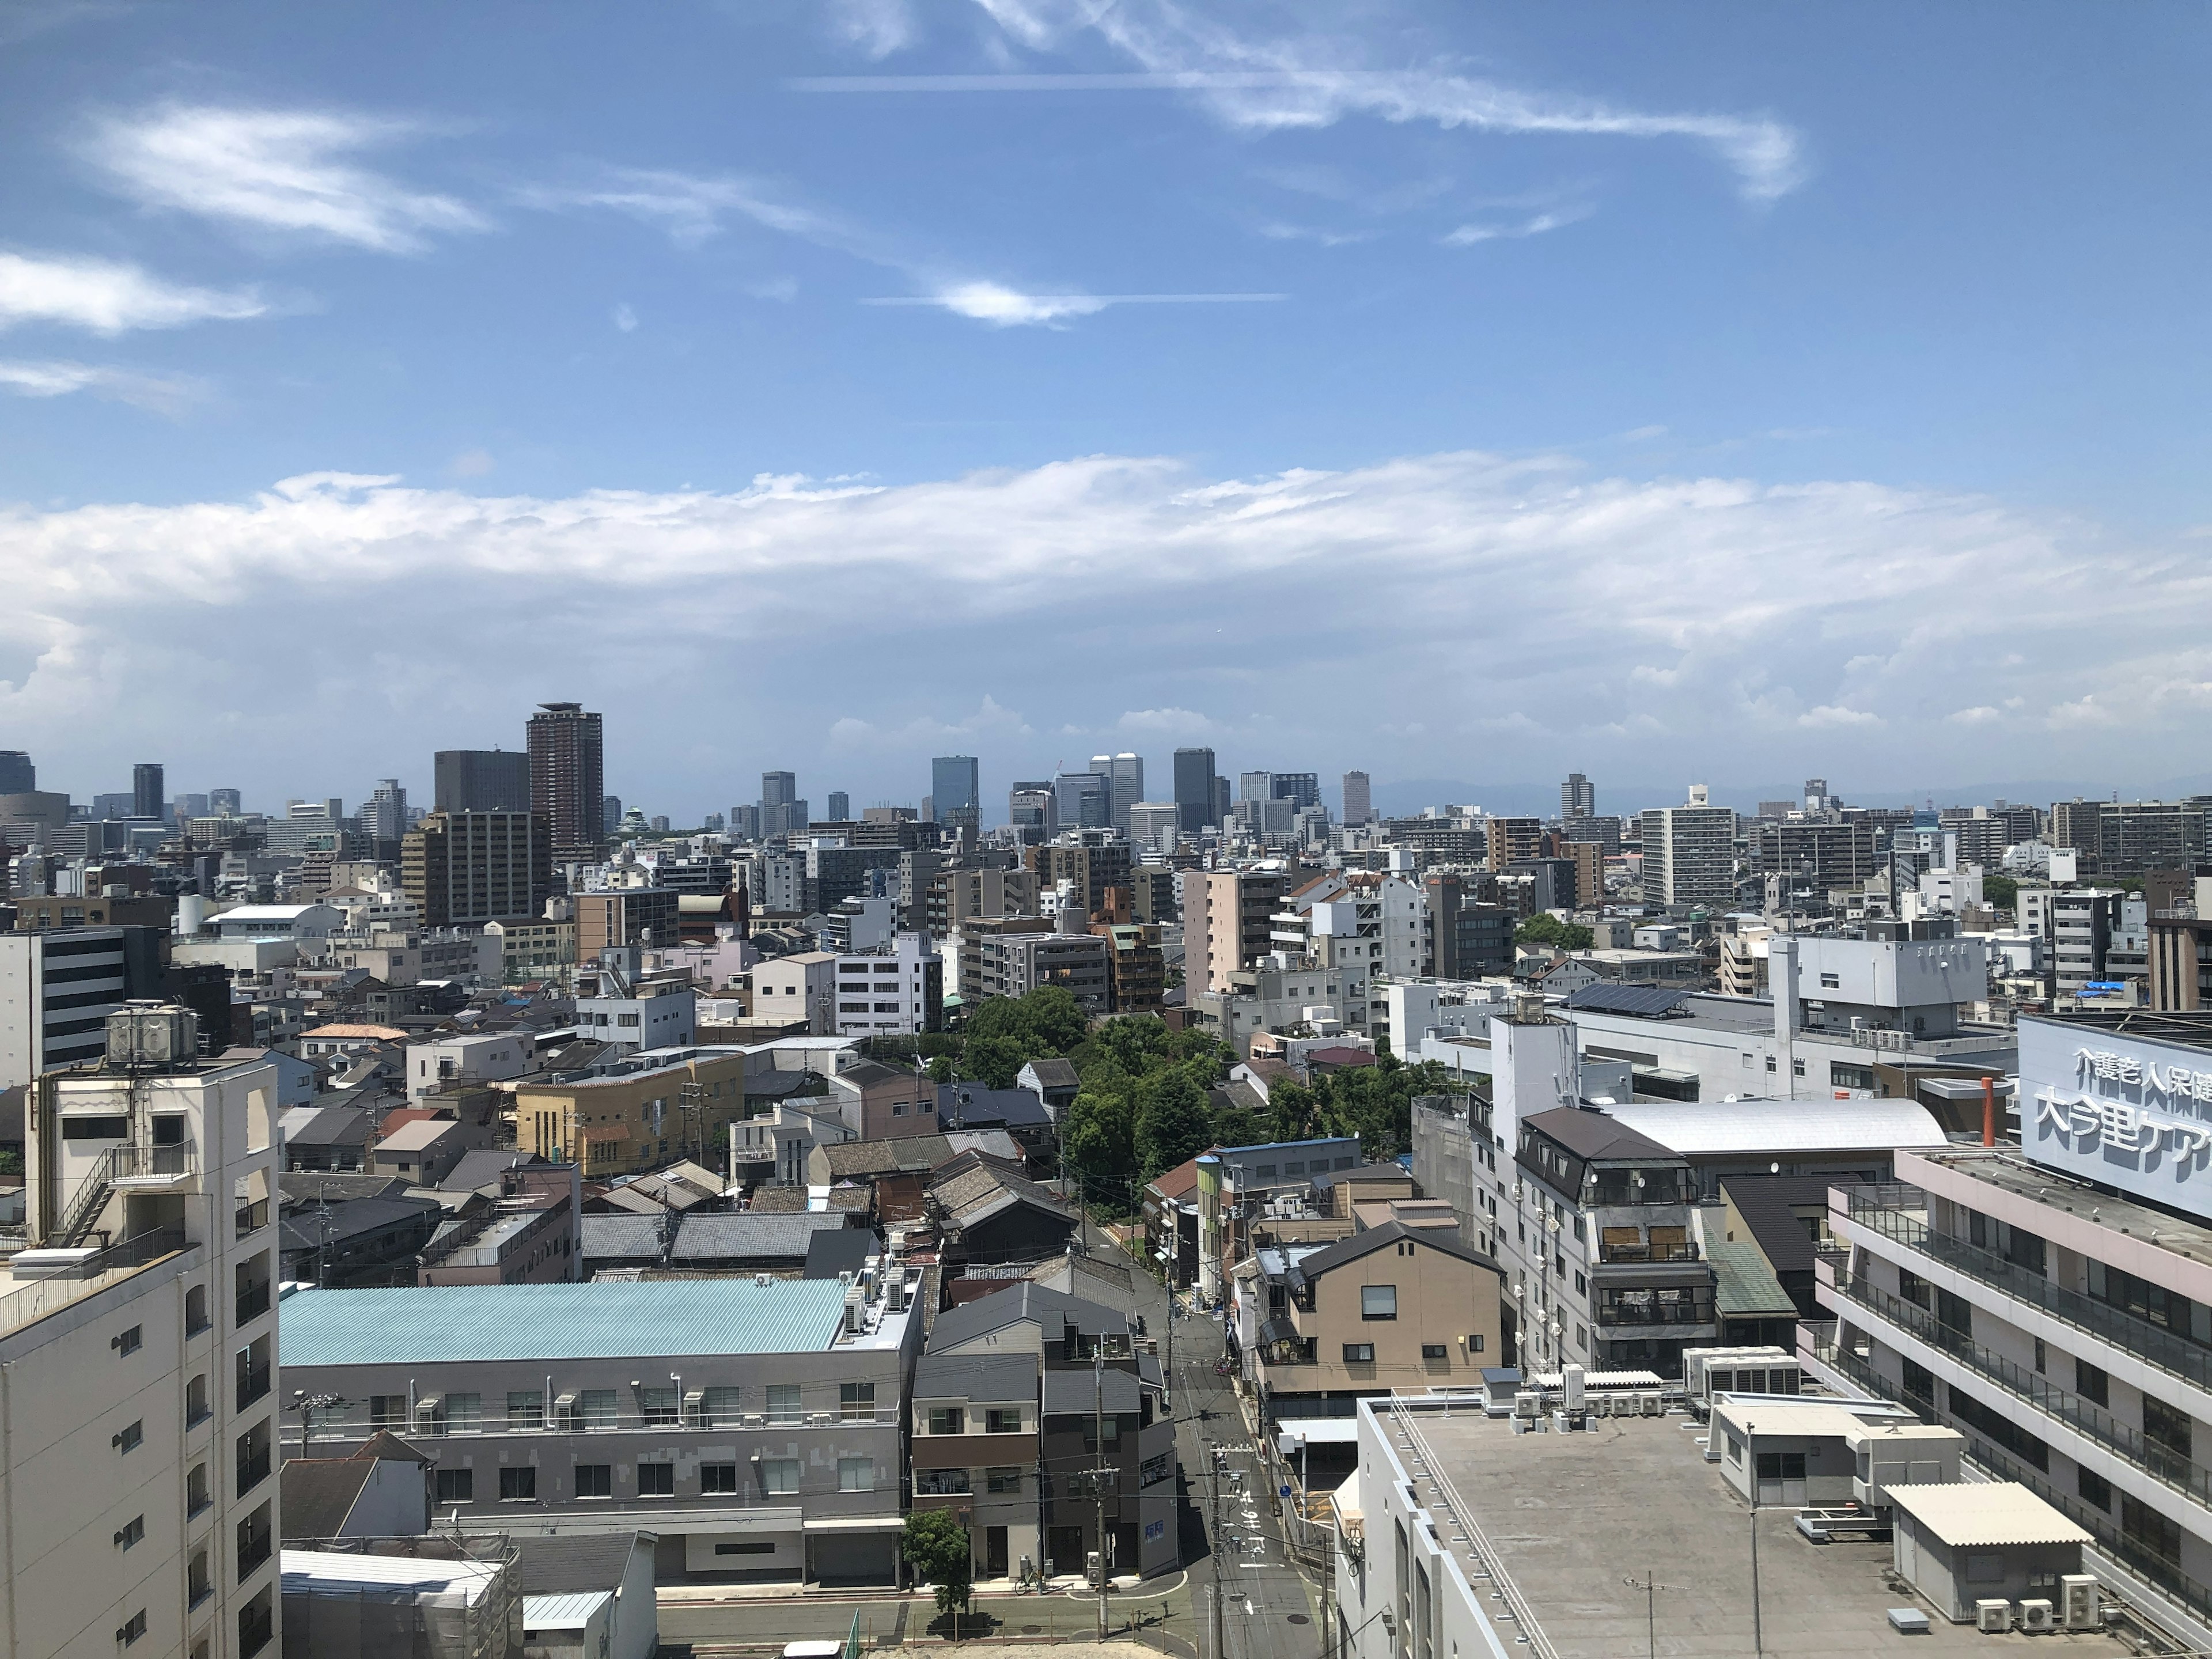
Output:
[[279, 1279, 847, 1366]]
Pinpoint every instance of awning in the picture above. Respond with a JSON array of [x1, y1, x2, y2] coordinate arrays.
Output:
[[1259, 1316, 1301, 1348], [804, 1514, 907, 1532]]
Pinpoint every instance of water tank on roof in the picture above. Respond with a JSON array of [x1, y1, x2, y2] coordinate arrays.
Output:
[[105, 1005, 198, 1069]]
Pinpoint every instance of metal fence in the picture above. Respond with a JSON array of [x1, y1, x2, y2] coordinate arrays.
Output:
[[672, 1592, 1194, 1656]]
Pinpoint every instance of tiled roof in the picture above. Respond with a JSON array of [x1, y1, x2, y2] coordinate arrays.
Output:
[[1706, 1237, 1799, 1319]]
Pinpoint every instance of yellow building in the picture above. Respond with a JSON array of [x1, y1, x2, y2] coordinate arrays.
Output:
[[484, 916, 579, 982], [514, 1048, 749, 1177]]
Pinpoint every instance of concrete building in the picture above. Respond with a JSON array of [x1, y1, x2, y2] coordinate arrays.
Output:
[[484, 915, 578, 982], [1342, 771, 1373, 825], [2, 1006, 285, 1659], [433, 747, 531, 813], [402, 809, 554, 927], [278, 1270, 922, 1586], [1171, 748, 1216, 835], [1182, 870, 1290, 995], [0, 925, 143, 1086], [749, 952, 840, 1035], [930, 756, 980, 834], [821, 933, 944, 1038], [528, 702, 607, 862], [577, 888, 681, 958], [1560, 771, 1595, 820], [1807, 1007, 2212, 1645], [1641, 793, 1739, 911], [407, 1031, 531, 1101], [514, 1046, 748, 1178], [971, 928, 1112, 1015], [1127, 802, 1181, 854]]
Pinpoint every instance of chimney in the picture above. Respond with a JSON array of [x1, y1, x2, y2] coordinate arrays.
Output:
[[1982, 1075, 1996, 1148]]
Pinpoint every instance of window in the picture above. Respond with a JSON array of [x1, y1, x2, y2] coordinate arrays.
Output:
[[986, 1467, 1023, 1493], [506, 1391, 543, 1431], [445, 1393, 482, 1434], [1468, 1334, 1485, 1354], [2076, 1358, 2109, 1407], [435, 1468, 474, 1503], [1141, 1453, 1173, 1486], [701, 1387, 743, 1426], [641, 1388, 679, 1426], [116, 1419, 143, 1455], [1818, 972, 1841, 989], [1421, 1343, 1448, 1360], [840, 1381, 876, 1421], [984, 1406, 1022, 1434], [913, 1467, 970, 1495], [575, 1464, 612, 1498], [185, 1285, 209, 1335], [1361, 1285, 1398, 1320], [702, 1463, 740, 1494], [839, 1457, 875, 1492], [762, 1458, 801, 1495], [2145, 1396, 2194, 1463], [117, 1609, 147, 1646], [499, 1466, 537, 1501], [369, 1394, 408, 1430], [116, 1514, 145, 1550], [188, 1463, 210, 1517], [1343, 1343, 1376, 1363], [638, 1461, 675, 1497], [2123, 1495, 2182, 1569], [766, 1384, 802, 1425], [115, 1324, 142, 1356], [63, 1115, 128, 1140], [187, 1373, 209, 1426], [2078, 1466, 2112, 1512], [927, 1405, 965, 1435]]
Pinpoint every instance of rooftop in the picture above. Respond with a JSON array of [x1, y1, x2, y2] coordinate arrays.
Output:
[[1391, 1406, 2121, 1657], [1599, 1099, 1949, 1157], [2024, 1007, 2212, 1055], [279, 1278, 859, 1365], [1903, 1145, 2212, 1269], [1883, 1481, 2092, 1548]]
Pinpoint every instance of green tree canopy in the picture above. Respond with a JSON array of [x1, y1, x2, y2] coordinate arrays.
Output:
[[1516, 914, 1593, 952], [1134, 1064, 1215, 1179], [900, 1508, 974, 1618], [1982, 871, 2018, 910]]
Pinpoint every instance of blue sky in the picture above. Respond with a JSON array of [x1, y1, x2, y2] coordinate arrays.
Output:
[[2, 0, 2208, 822]]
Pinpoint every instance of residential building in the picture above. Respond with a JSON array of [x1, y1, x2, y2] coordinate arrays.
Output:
[[434, 747, 531, 813], [515, 1046, 751, 1178], [821, 933, 944, 1037], [1639, 793, 1739, 910], [484, 915, 578, 982], [2020, 887, 2124, 998], [828, 1058, 939, 1139], [926, 867, 1040, 935], [1751, 817, 1883, 891], [2150, 911, 2212, 1010], [1094, 922, 1166, 1013], [1807, 1007, 2212, 1641], [1171, 748, 1216, 835], [1182, 870, 1290, 994], [918, 1283, 1177, 1581], [1192, 1138, 1363, 1301], [408, 1031, 531, 1101], [1235, 1221, 1505, 1422], [750, 952, 840, 1033], [576, 952, 698, 1053], [4, 1006, 285, 1659], [1421, 877, 1513, 979], [401, 809, 555, 928], [1342, 771, 1372, 825], [1495, 1105, 1715, 1375], [1030, 840, 1131, 921], [577, 888, 681, 957], [1484, 817, 1544, 871], [971, 927, 1112, 1015], [0, 925, 145, 1086], [2052, 797, 2212, 878], [278, 1270, 921, 1586], [529, 702, 607, 861], [1560, 771, 1595, 820]]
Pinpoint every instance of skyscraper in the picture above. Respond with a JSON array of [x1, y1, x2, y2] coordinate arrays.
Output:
[[827, 791, 850, 823], [1238, 770, 1275, 803], [1270, 772, 1320, 811], [1173, 747, 1217, 835], [1342, 771, 1372, 824], [1109, 753, 1142, 833], [931, 756, 981, 829], [131, 762, 164, 819], [527, 701, 607, 859], [403, 810, 554, 925], [1054, 771, 1109, 830], [209, 787, 242, 816], [1639, 791, 1738, 910], [1562, 772, 1595, 820], [435, 748, 531, 813], [365, 778, 408, 847], [1009, 781, 1056, 843], [760, 771, 808, 837], [0, 751, 32, 794]]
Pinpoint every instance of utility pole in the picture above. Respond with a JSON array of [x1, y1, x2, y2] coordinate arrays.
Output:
[[1209, 1427, 1226, 1659], [1094, 1345, 1112, 1639]]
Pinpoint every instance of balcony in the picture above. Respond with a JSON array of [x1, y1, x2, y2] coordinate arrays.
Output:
[[237, 1531, 271, 1580], [235, 1282, 271, 1326], [239, 1601, 274, 1658], [110, 1141, 200, 1194], [236, 1360, 271, 1412], [1844, 1193, 2212, 1394], [1596, 1297, 1715, 1328], [1597, 1241, 1701, 1264], [1835, 1271, 2212, 1514], [236, 1446, 271, 1498]]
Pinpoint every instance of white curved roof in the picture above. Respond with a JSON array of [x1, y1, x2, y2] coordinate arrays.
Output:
[[1599, 1098, 1948, 1156]]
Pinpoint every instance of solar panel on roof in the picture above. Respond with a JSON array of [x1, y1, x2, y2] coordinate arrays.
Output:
[[1566, 983, 1693, 1018]]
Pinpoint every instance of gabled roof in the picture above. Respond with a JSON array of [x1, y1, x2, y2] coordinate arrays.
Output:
[[937, 1084, 1053, 1131], [1521, 1105, 1681, 1164], [818, 1135, 957, 1180], [834, 1060, 912, 1090], [913, 1350, 1039, 1402], [512, 1533, 650, 1596], [804, 1227, 880, 1280], [1291, 1219, 1501, 1283], [1146, 1154, 1206, 1203], [280, 1460, 374, 1543], [927, 1282, 1128, 1352], [1044, 1366, 1145, 1414], [438, 1149, 543, 1194], [281, 1104, 375, 1147], [1020, 1058, 1081, 1092], [929, 1153, 1074, 1230], [1718, 1174, 1835, 1278], [352, 1429, 434, 1464]]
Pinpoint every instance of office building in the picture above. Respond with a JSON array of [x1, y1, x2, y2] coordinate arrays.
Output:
[[970, 929, 1112, 1014], [0, 749, 31, 793], [931, 755, 981, 833], [434, 748, 531, 813], [0, 926, 148, 1086], [1806, 1008, 2212, 1642], [1561, 771, 1595, 820], [759, 771, 808, 839], [528, 702, 608, 859], [1238, 770, 1275, 804], [1007, 781, 1056, 843], [278, 1271, 921, 1585], [1172, 748, 1217, 835], [1128, 802, 1180, 853], [3, 1007, 285, 1659], [824, 790, 850, 824], [1752, 817, 1882, 891], [132, 762, 165, 821], [1093, 752, 1143, 834], [402, 810, 555, 927], [1342, 770, 1372, 825], [1051, 770, 1109, 831], [362, 778, 408, 850], [1640, 793, 1739, 910]]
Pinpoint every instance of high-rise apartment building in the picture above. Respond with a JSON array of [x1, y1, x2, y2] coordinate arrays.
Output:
[[1342, 770, 1372, 825], [1173, 748, 1218, 835], [402, 810, 554, 926], [363, 777, 408, 848], [527, 702, 607, 860], [7, 1006, 285, 1659], [1484, 817, 1544, 870], [1561, 771, 1595, 820], [1181, 870, 1290, 994], [434, 748, 531, 813], [131, 762, 164, 820], [1639, 794, 1739, 910]]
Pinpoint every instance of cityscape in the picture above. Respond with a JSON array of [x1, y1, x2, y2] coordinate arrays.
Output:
[[1, 5, 2207, 1659]]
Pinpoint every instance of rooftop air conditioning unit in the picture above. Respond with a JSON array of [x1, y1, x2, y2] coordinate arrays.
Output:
[[2018, 1599, 2054, 1633], [1975, 1600, 2012, 1633], [2059, 1576, 2100, 1630]]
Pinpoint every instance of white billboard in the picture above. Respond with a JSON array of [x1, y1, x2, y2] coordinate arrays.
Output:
[[2019, 1015, 2212, 1224]]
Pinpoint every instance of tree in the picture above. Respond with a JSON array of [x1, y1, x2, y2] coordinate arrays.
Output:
[[959, 1035, 1029, 1090], [1982, 872, 2018, 911], [1135, 1065, 1215, 1179], [1063, 1089, 1138, 1209], [900, 1508, 974, 1630], [1516, 914, 1593, 952], [927, 1052, 956, 1084]]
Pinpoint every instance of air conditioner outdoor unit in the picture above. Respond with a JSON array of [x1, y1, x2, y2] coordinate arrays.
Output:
[[2017, 1599, 2054, 1633], [1975, 1600, 2012, 1633], [2060, 1575, 2101, 1630]]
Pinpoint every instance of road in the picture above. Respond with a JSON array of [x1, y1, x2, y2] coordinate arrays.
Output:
[[664, 1219, 1325, 1657]]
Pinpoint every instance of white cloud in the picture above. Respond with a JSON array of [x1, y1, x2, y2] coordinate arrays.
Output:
[[1946, 706, 2002, 726], [6, 448, 2207, 802], [863, 285, 1282, 325], [801, 3, 1806, 202], [447, 448, 494, 478], [0, 357, 203, 414], [0, 251, 264, 334], [612, 302, 638, 332], [1442, 207, 1590, 245], [516, 168, 854, 252], [827, 0, 918, 58], [87, 104, 486, 252]]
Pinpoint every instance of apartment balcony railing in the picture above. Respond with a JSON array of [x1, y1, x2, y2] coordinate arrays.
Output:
[[235, 1282, 271, 1326], [1596, 1242, 1701, 1264], [1837, 1271, 2212, 1514], [239, 1602, 274, 1658], [237, 1531, 272, 1581], [1846, 1192, 2212, 1394], [1596, 1298, 1715, 1328], [236, 1447, 271, 1498], [236, 1360, 271, 1412]]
